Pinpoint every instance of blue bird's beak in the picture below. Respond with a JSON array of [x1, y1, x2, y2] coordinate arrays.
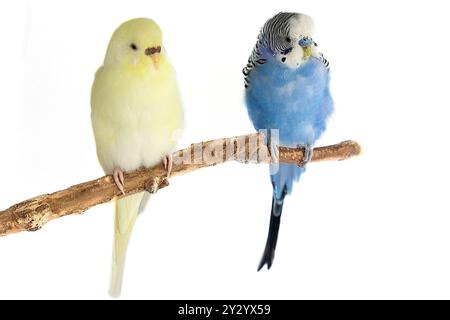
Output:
[[299, 37, 313, 61]]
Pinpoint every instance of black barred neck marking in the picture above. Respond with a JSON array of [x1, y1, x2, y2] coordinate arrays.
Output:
[[243, 13, 330, 89]]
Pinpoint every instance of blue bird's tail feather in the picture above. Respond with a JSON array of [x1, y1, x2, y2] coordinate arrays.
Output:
[[257, 193, 285, 271], [271, 163, 304, 200], [258, 164, 304, 271]]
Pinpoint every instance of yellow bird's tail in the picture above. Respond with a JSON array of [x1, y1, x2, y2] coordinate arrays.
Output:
[[109, 192, 145, 297]]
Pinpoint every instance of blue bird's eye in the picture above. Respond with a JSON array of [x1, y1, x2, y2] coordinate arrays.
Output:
[[299, 37, 313, 47]]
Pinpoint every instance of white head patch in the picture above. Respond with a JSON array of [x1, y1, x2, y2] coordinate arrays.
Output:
[[288, 14, 314, 39], [276, 14, 315, 69]]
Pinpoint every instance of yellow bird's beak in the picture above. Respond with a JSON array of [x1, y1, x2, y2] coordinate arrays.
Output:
[[302, 45, 312, 61], [151, 53, 160, 68], [145, 46, 162, 69]]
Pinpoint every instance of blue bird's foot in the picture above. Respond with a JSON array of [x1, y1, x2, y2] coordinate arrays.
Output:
[[298, 144, 313, 167]]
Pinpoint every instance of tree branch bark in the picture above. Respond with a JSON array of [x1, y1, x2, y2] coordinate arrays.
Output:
[[0, 132, 361, 237]]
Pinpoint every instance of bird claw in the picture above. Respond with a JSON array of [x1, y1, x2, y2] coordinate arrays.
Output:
[[163, 154, 173, 178], [144, 155, 173, 195], [297, 144, 313, 167], [159, 178, 170, 189], [113, 167, 125, 195]]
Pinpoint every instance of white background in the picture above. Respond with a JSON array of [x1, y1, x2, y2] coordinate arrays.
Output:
[[0, 0, 449, 299]]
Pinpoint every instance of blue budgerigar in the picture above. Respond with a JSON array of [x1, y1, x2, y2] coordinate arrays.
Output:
[[244, 12, 334, 270]]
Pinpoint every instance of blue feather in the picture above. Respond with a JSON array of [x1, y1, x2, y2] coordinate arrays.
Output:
[[245, 56, 333, 200], [244, 12, 334, 271], [270, 164, 305, 200]]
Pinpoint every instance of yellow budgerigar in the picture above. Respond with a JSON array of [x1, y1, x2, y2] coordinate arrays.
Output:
[[91, 18, 183, 297]]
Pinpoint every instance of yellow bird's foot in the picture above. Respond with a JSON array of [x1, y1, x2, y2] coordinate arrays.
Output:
[[163, 154, 173, 178], [113, 167, 125, 195]]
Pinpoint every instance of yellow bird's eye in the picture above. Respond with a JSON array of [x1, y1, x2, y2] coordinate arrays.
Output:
[[130, 43, 138, 51]]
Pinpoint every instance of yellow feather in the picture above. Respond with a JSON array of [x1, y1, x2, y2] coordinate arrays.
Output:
[[90, 18, 183, 297], [109, 192, 144, 297]]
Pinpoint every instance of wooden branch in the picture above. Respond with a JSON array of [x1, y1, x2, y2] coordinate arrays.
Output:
[[0, 133, 361, 237]]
